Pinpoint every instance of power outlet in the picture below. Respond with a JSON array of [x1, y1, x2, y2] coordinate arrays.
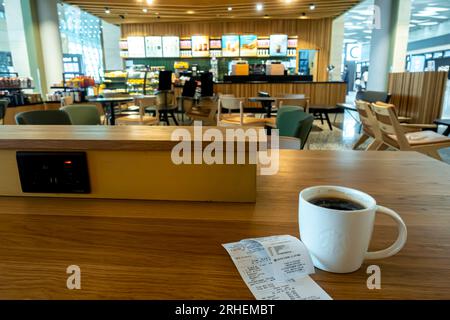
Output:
[[16, 152, 91, 194]]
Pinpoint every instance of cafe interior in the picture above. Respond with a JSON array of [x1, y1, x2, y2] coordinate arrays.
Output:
[[0, 0, 449, 300]]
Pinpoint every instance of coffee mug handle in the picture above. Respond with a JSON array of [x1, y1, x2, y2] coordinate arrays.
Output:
[[365, 205, 407, 260]]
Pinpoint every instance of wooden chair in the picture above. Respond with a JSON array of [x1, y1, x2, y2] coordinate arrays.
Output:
[[266, 95, 310, 128], [371, 102, 450, 161], [217, 97, 267, 127], [277, 94, 309, 111], [155, 91, 179, 125], [353, 100, 386, 151], [116, 97, 159, 126], [184, 96, 217, 125]]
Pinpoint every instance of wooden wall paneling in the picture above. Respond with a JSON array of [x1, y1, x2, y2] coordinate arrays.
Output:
[[214, 82, 346, 107], [121, 19, 333, 81], [388, 71, 448, 124]]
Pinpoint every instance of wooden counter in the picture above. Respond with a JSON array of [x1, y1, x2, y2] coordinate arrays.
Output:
[[214, 82, 346, 107], [0, 150, 449, 299], [0, 126, 257, 202]]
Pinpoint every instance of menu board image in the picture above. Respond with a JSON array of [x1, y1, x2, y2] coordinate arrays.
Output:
[[240, 35, 258, 57], [210, 38, 222, 49], [127, 36, 146, 58], [192, 36, 210, 57], [180, 38, 192, 49], [270, 34, 288, 57], [162, 36, 180, 57], [222, 35, 240, 57], [145, 36, 163, 57]]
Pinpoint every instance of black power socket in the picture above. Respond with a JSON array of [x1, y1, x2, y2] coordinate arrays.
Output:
[[16, 151, 91, 194]]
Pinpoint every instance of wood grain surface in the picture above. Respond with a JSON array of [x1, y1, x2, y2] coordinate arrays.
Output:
[[0, 151, 449, 299], [388, 71, 448, 124], [0, 125, 254, 151]]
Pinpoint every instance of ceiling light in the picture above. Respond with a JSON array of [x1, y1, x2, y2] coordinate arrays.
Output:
[[309, 4, 316, 10], [256, 3, 263, 11], [187, 10, 195, 14], [228, 7, 232, 11], [104, 7, 110, 14], [142, 8, 148, 13], [146, 0, 154, 4]]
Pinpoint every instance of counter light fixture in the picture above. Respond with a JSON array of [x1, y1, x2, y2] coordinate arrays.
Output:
[[104, 7, 110, 14]]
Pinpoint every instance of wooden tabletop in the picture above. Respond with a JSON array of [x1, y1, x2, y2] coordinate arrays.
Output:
[[0, 151, 449, 299], [87, 97, 134, 103], [0, 125, 250, 151]]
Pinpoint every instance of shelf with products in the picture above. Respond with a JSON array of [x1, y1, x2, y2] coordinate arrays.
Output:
[[126, 66, 165, 95], [102, 70, 128, 93]]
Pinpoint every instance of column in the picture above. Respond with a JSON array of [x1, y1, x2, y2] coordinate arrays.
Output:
[[4, 0, 32, 78], [367, 0, 411, 91], [329, 15, 345, 81], [35, 0, 63, 93]]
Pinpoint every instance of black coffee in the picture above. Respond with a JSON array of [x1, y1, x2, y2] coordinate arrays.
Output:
[[309, 197, 366, 211]]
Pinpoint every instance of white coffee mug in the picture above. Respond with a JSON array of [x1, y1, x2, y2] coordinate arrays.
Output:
[[299, 186, 407, 273]]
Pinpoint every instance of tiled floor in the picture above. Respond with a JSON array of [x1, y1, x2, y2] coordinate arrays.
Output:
[[307, 111, 450, 164]]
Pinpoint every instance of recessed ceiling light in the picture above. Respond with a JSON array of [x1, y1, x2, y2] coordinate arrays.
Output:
[[309, 4, 316, 10], [142, 8, 148, 13], [228, 7, 232, 11], [187, 10, 195, 14], [104, 7, 110, 14], [256, 3, 263, 11], [146, 0, 154, 4]]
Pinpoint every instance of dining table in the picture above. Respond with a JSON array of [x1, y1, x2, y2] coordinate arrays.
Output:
[[87, 96, 135, 125], [0, 151, 449, 299], [248, 96, 278, 118]]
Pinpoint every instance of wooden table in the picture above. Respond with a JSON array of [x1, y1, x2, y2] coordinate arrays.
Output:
[[0, 151, 449, 299]]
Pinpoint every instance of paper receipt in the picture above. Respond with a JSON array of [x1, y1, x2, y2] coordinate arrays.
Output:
[[223, 235, 332, 300]]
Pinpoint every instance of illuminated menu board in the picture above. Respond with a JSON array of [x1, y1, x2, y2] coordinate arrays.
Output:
[[210, 38, 221, 49], [145, 36, 163, 57], [180, 38, 192, 49], [162, 36, 180, 57], [127, 36, 145, 58], [269, 34, 288, 57], [222, 35, 240, 57], [239, 35, 258, 57], [192, 36, 209, 57]]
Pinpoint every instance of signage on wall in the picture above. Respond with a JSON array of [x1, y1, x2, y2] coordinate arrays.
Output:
[[239, 35, 258, 57], [127, 36, 146, 58], [192, 36, 210, 57], [145, 36, 163, 57], [346, 44, 362, 61], [222, 35, 240, 57], [269, 34, 288, 57], [162, 36, 180, 58]]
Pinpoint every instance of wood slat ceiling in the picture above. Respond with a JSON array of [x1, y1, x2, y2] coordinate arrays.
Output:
[[63, 0, 362, 24]]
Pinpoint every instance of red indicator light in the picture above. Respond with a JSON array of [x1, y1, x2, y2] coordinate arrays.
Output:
[[64, 160, 72, 165]]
